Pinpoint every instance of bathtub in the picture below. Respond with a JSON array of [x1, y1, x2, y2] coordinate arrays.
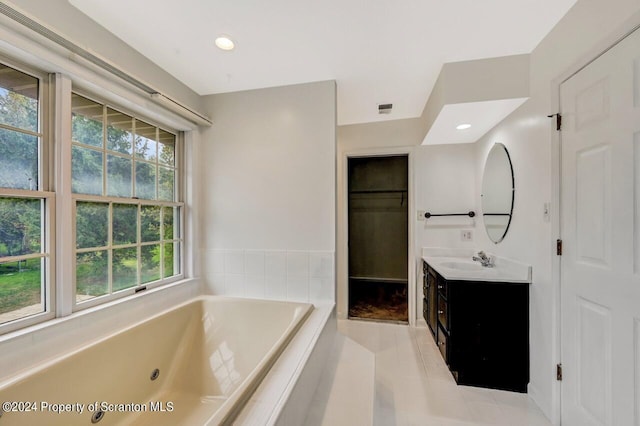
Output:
[[0, 296, 312, 425]]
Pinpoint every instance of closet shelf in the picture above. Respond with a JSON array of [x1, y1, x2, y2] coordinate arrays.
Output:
[[349, 189, 407, 194], [349, 276, 408, 284]]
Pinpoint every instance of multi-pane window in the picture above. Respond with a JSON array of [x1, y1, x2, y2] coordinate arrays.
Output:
[[71, 94, 182, 305], [0, 62, 50, 326], [0, 59, 188, 334]]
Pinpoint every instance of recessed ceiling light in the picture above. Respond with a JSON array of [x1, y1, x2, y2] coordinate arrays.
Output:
[[456, 123, 471, 130], [215, 36, 235, 51]]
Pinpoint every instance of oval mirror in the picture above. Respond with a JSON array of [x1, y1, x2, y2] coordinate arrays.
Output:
[[481, 143, 514, 243]]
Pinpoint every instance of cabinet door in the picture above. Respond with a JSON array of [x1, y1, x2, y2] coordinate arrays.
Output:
[[427, 269, 438, 335], [422, 263, 431, 332], [438, 293, 448, 332], [437, 323, 448, 364], [449, 281, 529, 392]]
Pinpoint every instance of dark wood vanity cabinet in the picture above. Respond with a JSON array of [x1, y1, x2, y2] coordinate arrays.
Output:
[[423, 263, 438, 337], [423, 260, 529, 393]]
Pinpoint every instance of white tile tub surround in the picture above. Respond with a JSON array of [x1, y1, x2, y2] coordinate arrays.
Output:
[[203, 249, 335, 303], [266, 251, 287, 276], [225, 249, 245, 274]]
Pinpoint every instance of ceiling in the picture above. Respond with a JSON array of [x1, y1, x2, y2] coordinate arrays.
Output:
[[69, 0, 577, 126]]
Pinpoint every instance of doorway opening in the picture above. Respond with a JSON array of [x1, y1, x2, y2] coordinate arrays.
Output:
[[347, 155, 408, 323]]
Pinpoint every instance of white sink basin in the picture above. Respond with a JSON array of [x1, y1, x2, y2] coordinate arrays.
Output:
[[422, 250, 532, 283], [439, 261, 484, 271]]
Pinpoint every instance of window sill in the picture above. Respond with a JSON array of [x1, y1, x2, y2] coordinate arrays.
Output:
[[0, 277, 201, 384]]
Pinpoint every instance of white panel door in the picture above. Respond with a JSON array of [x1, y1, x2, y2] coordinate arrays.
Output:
[[560, 27, 640, 426]]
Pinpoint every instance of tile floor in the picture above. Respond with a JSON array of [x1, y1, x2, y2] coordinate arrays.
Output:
[[305, 319, 552, 426]]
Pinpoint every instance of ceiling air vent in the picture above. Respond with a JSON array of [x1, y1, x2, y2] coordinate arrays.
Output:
[[378, 103, 393, 114]]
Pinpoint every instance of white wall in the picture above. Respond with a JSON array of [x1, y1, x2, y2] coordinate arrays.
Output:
[[472, 0, 640, 422], [199, 81, 336, 304], [414, 144, 477, 252], [338, 117, 424, 150]]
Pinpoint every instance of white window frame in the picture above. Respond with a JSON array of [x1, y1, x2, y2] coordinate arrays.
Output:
[[66, 89, 185, 313], [0, 56, 55, 335], [0, 58, 191, 335]]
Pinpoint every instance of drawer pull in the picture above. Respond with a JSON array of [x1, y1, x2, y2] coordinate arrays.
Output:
[[438, 310, 444, 314], [438, 342, 445, 346]]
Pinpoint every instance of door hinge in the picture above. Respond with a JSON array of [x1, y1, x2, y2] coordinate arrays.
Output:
[[556, 363, 563, 381], [556, 239, 563, 256], [547, 113, 562, 131]]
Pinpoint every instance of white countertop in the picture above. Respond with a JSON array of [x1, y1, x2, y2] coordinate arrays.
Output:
[[422, 247, 532, 284]]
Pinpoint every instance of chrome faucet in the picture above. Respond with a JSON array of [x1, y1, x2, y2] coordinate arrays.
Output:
[[472, 251, 494, 267]]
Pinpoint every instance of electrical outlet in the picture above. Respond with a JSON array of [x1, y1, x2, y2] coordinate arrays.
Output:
[[418, 210, 425, 221], [461, 230, 473, 241]]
